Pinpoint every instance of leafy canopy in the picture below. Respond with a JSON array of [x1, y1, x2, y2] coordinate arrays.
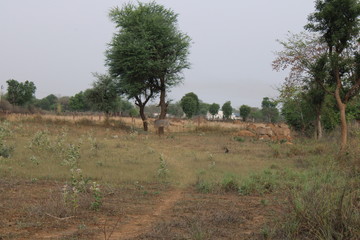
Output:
[[209, 103, 220, 116], [6, 79, 36, 106], [222, 101, 233, 119], [106, 2, 191, 96], [240, 105, 251, 121]]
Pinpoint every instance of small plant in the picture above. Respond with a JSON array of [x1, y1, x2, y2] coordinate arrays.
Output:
[[29, 155, 39, 165], [233, 136, 245, 142], [0, 141, 13, 158], [62, 183, 80, 211], [220, 173, 239, 192], [87, 132, 99, 155], [62, 144, 81, 168], [239, 169, 280, 195], [62, 168, 103, 212], [28, 130, 51, 151], [0, 121, 12, 139], [52, 127, 69, 156], [157, 154, 169, 179], [269, 144, 281, 158], [90, 181, 102, 211]]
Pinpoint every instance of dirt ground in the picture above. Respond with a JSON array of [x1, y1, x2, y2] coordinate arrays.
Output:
[[0, 178, 281, 240]]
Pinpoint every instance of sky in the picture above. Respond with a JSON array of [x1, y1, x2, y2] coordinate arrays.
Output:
[[0, 0, 316, 108]]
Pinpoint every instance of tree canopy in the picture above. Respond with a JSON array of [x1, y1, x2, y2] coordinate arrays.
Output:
[[106, 2, 191, 133], [209, 103, 220, 118], [86, 73, 120, 115], [6, 79, 36, 106], [222, 101, 233, 119], [240, 105, 251, 122]]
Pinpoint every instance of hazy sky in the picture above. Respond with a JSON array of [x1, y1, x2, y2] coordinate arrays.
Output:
[[0, 0, 315, 108]]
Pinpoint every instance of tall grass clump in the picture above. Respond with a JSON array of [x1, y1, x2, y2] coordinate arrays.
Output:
[[277, 167, 359, 240], [0, 121, 14, 158]]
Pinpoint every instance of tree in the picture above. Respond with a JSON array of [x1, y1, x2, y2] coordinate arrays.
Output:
[[86, 73, 120, 117], [305, 0, 360, 149], [222, 101, 232, 120], [58, 96, 70, 112], [198, 101, 210, 116], [273, 32, 328, 139], [6, 79, 36, 106], [68, 91, 91, 112], [180, 95, 197, 118], [248, 107, 263, 122], [106, 2, 191, 134], [34, 94, 58, 111], [261, 97, 279, 123], [209, 103, 220, 119], [180, 92, 199, 118], [240, 105, 251, 122], [182, 92, 199, 113], [167, 101, 184, 118]]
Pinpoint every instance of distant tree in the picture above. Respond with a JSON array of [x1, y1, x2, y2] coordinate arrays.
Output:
[[58, 96, 70, 112], [35, 94, 58, 111], [182, 92, 199, 113], [86, 73, 120, 117], [248, 107, 263, 122], [68, 91, 91, 112], [119, 98, 136, 116], [240, 105, 251, 122], [208, 103, 220, 119], [167, 101, 184, 118], [180, 95, 197, 118], [198, 101, 210, 116], [261, 97, 279, 123], [106, 2, 191, 134], [222, 101, 232, 119], [6, 79, 36, 106]]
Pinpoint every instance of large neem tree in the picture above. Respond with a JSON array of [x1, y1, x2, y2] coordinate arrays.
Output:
[[106, 2, 191, 133], [305, 0, 360, 150]]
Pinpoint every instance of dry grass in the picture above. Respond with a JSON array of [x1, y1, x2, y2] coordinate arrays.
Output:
[[0, 114, 358, 239], [0, 114, 294, 186]]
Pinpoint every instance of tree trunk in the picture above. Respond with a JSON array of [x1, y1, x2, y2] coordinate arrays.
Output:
[[337, 98, 347, 151], [315, 109, 323, 140], [138, 104, 148, 131], [334, 71, 347, 151], [158, 77, 167, 135]]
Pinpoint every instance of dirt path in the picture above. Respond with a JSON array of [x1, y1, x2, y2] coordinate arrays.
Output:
[[104, 189, 183, 240], [32, 189, 183, 240]]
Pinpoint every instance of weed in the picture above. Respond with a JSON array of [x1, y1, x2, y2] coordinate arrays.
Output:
[[89, 181, 102, 211], [239, 169, 280, 195], [62, 144, 81, 168], [0, 121, 12, 139], [29, 156, 39, 165], [233, 136, 245, 142], [157, 154, 169, 180], [0, 141, 13, 158], [220, 173, 239, 192], [269, 144, 281, 158], [28, 130, 51, 152]]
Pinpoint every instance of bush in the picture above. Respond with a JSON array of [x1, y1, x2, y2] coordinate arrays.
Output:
[[0, 142, 13, 158]]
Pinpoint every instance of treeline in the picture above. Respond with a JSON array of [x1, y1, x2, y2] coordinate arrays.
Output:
[[0, 78, 138, 116]]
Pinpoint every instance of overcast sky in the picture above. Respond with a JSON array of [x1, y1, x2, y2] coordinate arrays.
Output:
[[0, 0, 315, 108]]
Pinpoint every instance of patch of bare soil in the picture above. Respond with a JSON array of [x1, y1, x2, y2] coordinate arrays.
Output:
[[0, 179, 282, 240], [102, 189, 183, 240], [133, 189, 281, 240]]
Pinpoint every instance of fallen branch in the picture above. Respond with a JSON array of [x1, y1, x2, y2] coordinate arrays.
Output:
[[45, 213, 74, 220]]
